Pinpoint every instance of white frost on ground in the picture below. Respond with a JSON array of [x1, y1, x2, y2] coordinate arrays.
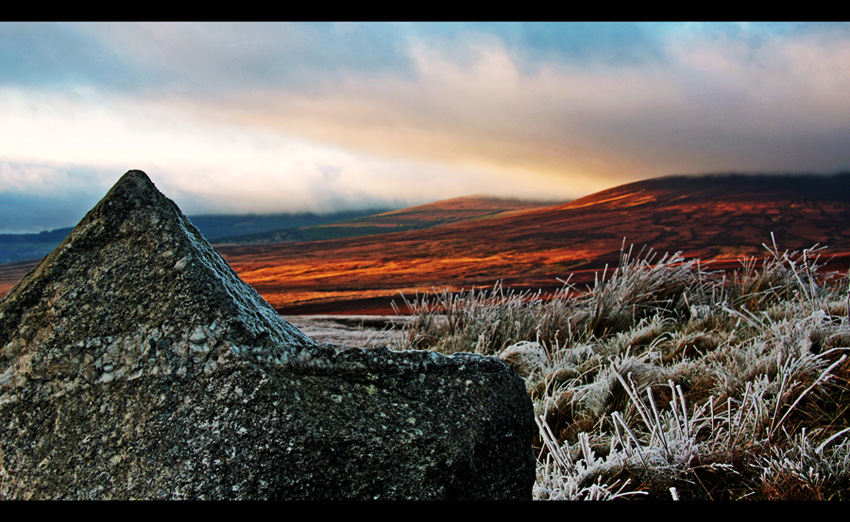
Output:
[[283, 315, 410, 348]]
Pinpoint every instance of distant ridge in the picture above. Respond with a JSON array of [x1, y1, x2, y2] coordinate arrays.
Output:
[[0, 227, 73, 264], [560, 171, 850, 210], [6, 172, 850, 312], [214, 172, 850, 314], [0, 194, 561, 296], [194, 208, 395, 243], [0, 208, 395, 263], [0, 195, 557, 260], [212, 195, 563, 245]]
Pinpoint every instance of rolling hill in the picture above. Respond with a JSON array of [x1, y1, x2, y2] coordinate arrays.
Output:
[[0, 195, 558, 298], [216, 172, 850, 314], [4, 172, 850, 313], [0, 208, 396, 264], [213, 195, 557, 244]]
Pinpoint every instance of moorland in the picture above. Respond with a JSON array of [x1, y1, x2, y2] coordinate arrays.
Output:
[[4, 172, 850, 499]]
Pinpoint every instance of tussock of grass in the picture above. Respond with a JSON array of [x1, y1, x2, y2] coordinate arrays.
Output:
[[391, 239, 850, 500]]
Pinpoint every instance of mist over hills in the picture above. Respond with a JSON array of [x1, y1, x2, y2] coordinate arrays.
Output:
[[218, 196, 563, 245], [215, 171, 850, 314], [0, 208, 395, 264], [4, 171, 850, 313], [0, 195, 555, 263]]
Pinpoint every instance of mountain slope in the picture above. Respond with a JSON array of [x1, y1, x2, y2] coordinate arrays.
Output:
[[217, 172, 850, 313], [0, 208, 396, 263], [6, 172, 850, 313], [213, 195, 560, 244]]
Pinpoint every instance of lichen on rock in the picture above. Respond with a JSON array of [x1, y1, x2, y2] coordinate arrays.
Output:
[[0, 170, 535, 500]]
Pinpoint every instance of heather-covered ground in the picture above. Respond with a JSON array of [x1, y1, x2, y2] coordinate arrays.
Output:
[[387, 240, 850, 500], [217, 174, 850, 315]]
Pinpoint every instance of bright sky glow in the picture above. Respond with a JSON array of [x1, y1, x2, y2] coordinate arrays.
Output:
[[2, 22, 849, 232]]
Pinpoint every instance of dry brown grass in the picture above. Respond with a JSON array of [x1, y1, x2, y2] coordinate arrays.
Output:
[[392, 240, 850, 500]]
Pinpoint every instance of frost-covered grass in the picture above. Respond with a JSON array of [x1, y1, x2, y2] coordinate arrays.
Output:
[[391, 240, 850, 500]]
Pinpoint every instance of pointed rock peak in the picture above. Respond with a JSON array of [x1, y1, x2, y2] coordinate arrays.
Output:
[[115, 168, 154, 188], [99, 170, 174, 210], [0, 171, 536, 501], [0, 170, 315, 371], [120, 168, 152, 183], [102, 169, 159, 205], [76, 169, 180, 235]]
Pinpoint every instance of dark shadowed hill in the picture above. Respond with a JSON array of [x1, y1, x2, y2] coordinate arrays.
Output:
[[0, 228, 73, 264]]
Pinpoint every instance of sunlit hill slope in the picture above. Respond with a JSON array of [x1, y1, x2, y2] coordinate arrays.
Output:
[[3, 173, 850, 313], [216, 172, 850, 314]]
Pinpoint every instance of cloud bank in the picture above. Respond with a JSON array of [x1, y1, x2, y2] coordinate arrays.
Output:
[[2, 22, 849, 232]]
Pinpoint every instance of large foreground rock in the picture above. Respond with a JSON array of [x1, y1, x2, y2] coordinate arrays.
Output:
[[0, 171, 535, 499]]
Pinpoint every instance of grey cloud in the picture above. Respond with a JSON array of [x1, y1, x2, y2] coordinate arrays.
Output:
[[3, 21, 850, 225], [0, 22, 418, 95], [6, 22, 845, 97], [0, 22, 144, 89], [510, 22, 669, 68], [69, 22, 415, 94], [0, 191, 100, 234], [0, 162, 117, 233]]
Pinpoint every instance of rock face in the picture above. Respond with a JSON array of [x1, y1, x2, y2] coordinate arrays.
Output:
[[0, 171, 535, 500]]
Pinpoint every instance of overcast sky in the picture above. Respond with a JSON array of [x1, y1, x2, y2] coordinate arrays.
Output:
[[2, 22, 850, 233]]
